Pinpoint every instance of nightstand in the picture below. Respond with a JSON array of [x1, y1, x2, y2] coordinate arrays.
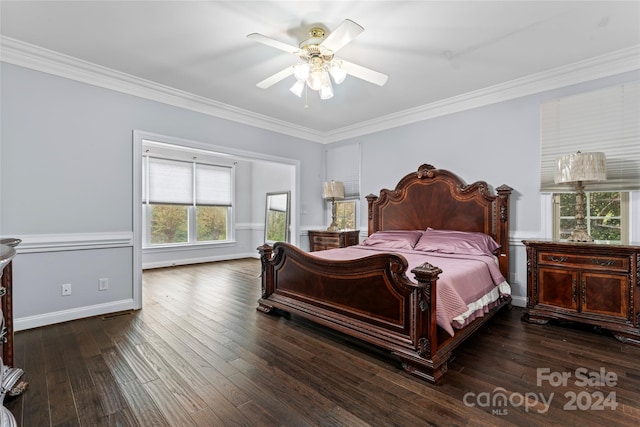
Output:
[[522, 240, 640, 346], [308, 230, 360, 251]]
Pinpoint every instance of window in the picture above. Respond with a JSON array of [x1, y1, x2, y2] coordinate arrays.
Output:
[[334, 200, 356, 230], [554, 192, 628, 244], [142, 142, 233, 247]]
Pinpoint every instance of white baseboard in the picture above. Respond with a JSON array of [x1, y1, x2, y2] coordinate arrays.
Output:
[[142, 252, 259, 270], [511, 295, 527, 308], [14, 299, 136, 331]]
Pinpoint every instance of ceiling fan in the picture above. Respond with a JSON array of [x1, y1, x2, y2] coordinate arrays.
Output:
[[247, 19, 388, 100]]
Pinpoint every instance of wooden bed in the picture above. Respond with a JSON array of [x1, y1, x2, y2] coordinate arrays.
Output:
[[257, 164, 513, 384]]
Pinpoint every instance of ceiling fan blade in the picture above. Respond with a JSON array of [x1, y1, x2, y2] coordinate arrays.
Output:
[[256, 66, 294, 89], [340, 60, 388, 86], [247, 33, 300, 54], [321, 19, 364, 53]]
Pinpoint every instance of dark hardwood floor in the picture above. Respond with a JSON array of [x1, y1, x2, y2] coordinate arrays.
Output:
[[6, 258, 640, 426]]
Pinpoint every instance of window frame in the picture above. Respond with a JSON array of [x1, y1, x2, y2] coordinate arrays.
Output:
[[142, 141, 235, 248], [552, 191, 629, 244], [333, 199, 358, 231]]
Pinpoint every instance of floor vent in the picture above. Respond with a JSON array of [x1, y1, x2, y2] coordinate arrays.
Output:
[[100, 310, 134, 320]]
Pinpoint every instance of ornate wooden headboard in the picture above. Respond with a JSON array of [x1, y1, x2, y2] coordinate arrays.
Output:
[[365, 164, 513, 278]]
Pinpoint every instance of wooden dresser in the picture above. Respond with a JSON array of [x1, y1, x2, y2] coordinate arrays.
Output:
[[522, 240, 640, 346], [0, 238, 20, 367], [308, 230, 360, 251]]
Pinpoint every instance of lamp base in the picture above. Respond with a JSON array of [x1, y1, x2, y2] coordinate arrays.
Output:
[[567, 181, 593, 243], [326, 199, 339, 232], [567, 228, 593, 243]]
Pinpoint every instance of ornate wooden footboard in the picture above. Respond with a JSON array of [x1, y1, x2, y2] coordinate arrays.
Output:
[[257, 164, 512, 384]]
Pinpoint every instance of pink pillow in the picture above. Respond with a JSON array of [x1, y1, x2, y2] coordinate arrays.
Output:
[[362, 230, 423, 250], [414, 228, 501, 256]]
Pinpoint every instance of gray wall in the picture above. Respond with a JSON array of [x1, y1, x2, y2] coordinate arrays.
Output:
[[2, 61, 638, 329], [0, 63, 323, 329]]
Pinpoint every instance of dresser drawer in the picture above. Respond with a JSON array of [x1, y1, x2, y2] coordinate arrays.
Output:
[[308, 230, 359, 252], [345, 234, 359, 246], [537, 251, 629, 273], [312, 235, 340, 246]]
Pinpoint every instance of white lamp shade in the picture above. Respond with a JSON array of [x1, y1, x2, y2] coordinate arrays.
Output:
[[293, 63, 310, 81], [554, 151, 607, 184], [307, 68, 329, 91], [289, 80, 305, 97], [322, 180, 344, 199], [329, 62, 347, 84], [320, 82, 334, 100]]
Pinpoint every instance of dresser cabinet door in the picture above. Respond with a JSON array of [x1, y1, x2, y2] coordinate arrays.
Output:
[[581, 272, 629, 319], [538, 267, 578, 312]]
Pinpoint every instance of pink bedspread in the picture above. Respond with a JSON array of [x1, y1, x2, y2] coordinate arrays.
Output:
[[311, 245, 509, 336]]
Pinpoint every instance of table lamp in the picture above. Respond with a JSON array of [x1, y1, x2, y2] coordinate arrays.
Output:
[[554, 151, 606, 242], [322, 180, 344, 232]]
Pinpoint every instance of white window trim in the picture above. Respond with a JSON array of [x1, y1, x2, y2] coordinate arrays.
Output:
[[552, 192, 629, 244], [142, 150, 236, 248], [541, 191, 638, 243], [330, 199, 359, 231]]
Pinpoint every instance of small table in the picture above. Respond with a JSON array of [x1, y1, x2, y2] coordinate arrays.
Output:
[[308, 230, 360, 251]]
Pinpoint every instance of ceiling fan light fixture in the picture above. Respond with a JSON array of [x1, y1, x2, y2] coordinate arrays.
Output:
[[293, 63, 310, 81], [320, 81, 334, 100], [329, 61, 347, 84], [307, 67, 329, 91], [289, 79, 305, 97], [250, 19, 388, 101]]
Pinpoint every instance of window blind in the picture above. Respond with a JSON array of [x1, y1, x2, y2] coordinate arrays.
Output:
[[540, 81, 640, 192], [196, 164, 232, 206], [147, 157, 193, 204], [326, 143, 361, 198], [267, 194, 288, 212], [144, 157, 232, 206]]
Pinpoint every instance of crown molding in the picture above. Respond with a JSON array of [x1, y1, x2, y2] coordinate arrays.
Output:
[[0, 36, 327, 143], [325, 45, 640, 142], [2, 36, 638, 144]]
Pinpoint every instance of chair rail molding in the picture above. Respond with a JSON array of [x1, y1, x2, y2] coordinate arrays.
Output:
[[12, 232, 133, 253]]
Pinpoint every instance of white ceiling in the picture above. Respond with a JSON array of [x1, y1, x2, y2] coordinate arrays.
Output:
[[1, 1, 639, 142]]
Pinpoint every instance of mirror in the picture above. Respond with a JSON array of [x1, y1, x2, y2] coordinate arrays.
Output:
[[265, 191, 290, 243]]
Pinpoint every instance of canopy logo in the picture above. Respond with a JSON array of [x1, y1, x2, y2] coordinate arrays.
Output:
[[463, 388, 552, 415], [462, 367, 618, 415]]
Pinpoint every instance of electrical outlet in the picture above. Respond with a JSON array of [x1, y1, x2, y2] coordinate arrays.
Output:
[[61, 283, 72, 296], [98, 278, 109, 291]]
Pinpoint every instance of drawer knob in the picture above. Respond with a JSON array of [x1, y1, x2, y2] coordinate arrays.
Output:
[[548, 256, 567, 262]]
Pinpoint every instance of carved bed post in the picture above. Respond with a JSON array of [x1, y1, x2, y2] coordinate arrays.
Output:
[[365, 193, 378, 235], [257, 244, 275, 313], [393, 261, 448, 384], [496, 185, 513, 280], [410, 262, 443, 359]]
